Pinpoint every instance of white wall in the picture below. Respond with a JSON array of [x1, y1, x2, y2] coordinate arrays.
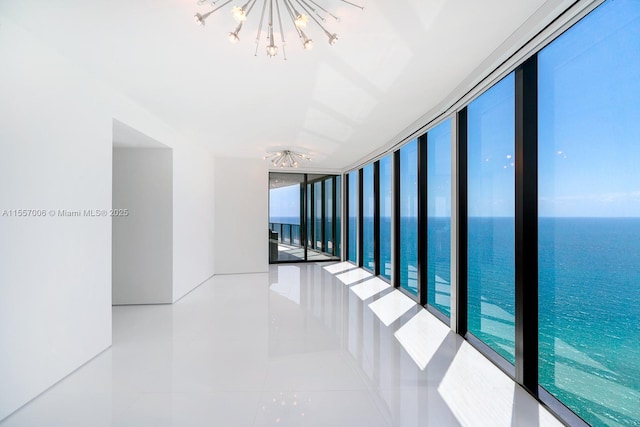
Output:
[[214, 157, 269, 274], [0, 18, 112, 421], [173, 146, 215, 301], [112, 148, 173, 305], [0, 17, 216, 420]]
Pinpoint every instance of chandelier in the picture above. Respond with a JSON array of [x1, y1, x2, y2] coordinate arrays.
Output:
[[264, 150, 311, 168], [193, 0, 363, 59]]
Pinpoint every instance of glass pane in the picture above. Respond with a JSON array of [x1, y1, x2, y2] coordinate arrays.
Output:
[[427, 119, 451, 317], [336, 176, 341, 258], [538, 1, 640, 424], [467, 73, 515, 364], [400, 139, 418, 295], [314, 181, 322, 251], [324, 178, 333, 255], [379, 155, 392, 280], [348, 171, 358, 263], [269, 173, 304, 263], [363, 164, 375, 271], [307, 183, 312, 248]]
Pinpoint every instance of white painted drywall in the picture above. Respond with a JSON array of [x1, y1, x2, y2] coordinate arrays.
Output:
[[0, 18, 112, 421], [173, 147, 215, 301], [0, 17, 216, 420], [112, 148, 173, 305], [214, 157, 269, 274]]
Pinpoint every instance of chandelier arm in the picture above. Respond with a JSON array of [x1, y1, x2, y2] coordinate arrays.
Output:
[[230, 0, 257, 37], [244, 0, 259, 18], [274, 0, 288, 60], [268, 0, 275, 47], [230, 21, 244, 39], [338, 0, 364, 10], [294, 0, 325, 23], [299, 0, 336, 22], [293, 0, 333, 36], [203, 0, 234, 19], [282, 0, 306, 42], [254, 0, 269, 56]]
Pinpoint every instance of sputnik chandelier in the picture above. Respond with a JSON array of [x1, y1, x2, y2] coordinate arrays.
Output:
[[264, 150, 311, 168], [193, 0, 363, 59]]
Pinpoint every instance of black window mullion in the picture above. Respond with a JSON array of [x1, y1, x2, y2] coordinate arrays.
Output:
[[417, 134, 429, 306], [515, 54, 539, 394], [303, 174, 308, 260], [321, 178, 326, 254], [345, 173, 351, 262], [332, 177, 337, 257], [358, 168, 364, 268], [373, 161, 381, 276], [309, 182, 316, 249], [393, 151, 401, 288], [456, 108, 468, 336]]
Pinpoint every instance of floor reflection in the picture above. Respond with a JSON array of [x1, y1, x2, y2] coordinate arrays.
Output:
[[1, 262, 563, 426]]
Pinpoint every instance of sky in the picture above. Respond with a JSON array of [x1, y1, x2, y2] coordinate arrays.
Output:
[[273, 1, 640, 219], [467, 0, 640, 217], [537, 0, 640, 217], [269, 184, 300, 221]]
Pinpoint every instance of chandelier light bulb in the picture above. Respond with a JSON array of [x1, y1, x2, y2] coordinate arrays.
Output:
[[231, 6, 247, 22], [266, 44, 279, 57], [328, 33, 338, 45], [303, 39, 314, 50], [194, 13, 206, 26], [228, 32, 240, 43], [294, 14, 308, 29]]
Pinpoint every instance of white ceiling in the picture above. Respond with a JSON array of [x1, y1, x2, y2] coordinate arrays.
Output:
[[3, 0, 570, 170]]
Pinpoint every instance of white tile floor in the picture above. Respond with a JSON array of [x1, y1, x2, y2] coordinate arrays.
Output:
[[0, 263, 563, 427]]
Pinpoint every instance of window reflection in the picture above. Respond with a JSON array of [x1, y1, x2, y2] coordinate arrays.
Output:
[[379, 155, 392, 280], [427, 119, 452, 317], [467, 73, 516, 364], [363, 164, 375, 272], [538, 1, 640, 423], [399, 140, 418, 295]]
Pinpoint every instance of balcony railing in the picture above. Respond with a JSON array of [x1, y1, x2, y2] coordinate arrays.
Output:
[[269, 222, 302, 247]]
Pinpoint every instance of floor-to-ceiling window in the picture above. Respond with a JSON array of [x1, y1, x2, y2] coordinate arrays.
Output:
[[336, 2, 640, 425], [348, 171, 358, 264], [324, 178, 333, 256], [314, 180, 323, 252], [467, 73, 516, 364], [336, 175, 341, 258], [269, 173, 304, 263], [363, 164, 375, 272], [269, 173, 340, 263], [307, 182, 312, 249], [538, 1, 640, 423], [427, 119, 452, 317], [399, 139, 418, 295], [379, 155, 392, 281]]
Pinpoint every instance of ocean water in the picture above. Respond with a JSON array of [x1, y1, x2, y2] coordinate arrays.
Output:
[[538, 217, 640, 426], [356, 216, 640, 425], [279, 214, 640, 424]]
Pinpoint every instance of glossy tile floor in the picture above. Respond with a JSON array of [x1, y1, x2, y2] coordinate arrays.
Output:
[[1, 263, 563, 427]]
